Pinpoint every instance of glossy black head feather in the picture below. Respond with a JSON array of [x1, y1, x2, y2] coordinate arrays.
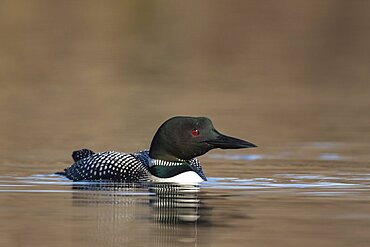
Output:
[[149, 116, 256, 162]]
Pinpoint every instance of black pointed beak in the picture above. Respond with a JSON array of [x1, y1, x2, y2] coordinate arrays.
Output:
[[205, 131, 257, 149]]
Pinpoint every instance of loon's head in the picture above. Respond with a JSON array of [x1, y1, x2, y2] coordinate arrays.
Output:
[[149, 116, 256, 162]]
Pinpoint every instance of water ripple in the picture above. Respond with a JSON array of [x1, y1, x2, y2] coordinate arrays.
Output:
[[0, 173, 369, 197]]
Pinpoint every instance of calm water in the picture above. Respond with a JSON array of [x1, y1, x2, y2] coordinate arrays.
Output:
[[1, 1, 370, 247], [1, 146, 370, 247]]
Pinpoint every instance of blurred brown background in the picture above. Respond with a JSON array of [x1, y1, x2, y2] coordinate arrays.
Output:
[[1, 0, 370, 162]]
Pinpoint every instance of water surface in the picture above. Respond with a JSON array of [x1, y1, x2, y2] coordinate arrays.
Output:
[[1, 147, 370, 247]]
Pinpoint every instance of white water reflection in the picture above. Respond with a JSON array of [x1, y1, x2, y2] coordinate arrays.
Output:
[[203, 177, 363, 190], [0, 172, 369, 195]]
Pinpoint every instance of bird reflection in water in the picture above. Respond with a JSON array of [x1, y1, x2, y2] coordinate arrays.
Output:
[[149, 183, 202, 223], [71, 182, 210, 247]]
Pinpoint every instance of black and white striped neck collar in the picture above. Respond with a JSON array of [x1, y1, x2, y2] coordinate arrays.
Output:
[[149, 158, 187, 167]]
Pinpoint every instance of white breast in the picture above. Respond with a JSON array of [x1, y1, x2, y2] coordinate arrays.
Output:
[[150, 171, 205, 184]]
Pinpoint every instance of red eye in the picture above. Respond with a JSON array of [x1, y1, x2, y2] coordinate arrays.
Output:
[[191, 129, 200, 136]]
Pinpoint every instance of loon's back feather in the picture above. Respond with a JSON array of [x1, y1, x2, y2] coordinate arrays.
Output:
[[72, 148, 95, 162], [64, 151, 151, 182]]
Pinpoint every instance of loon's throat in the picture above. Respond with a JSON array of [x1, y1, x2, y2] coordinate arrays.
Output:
[[149, 159, 193, 178]]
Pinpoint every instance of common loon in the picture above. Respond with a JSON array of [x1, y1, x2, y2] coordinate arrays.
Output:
[[58, 116, 256, 183]]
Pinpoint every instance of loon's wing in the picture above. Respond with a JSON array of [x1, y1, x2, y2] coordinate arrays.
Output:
[[63, 151, 150, 182], [131, 149, 150, 168], [72, 148, 95, 162]]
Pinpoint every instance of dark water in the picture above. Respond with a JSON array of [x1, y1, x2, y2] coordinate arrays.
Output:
[[1, 1, 370, 247]]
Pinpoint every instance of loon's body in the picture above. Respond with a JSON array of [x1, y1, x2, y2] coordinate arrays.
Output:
[[62, 149, 206, 183], [58, 116, 256, 183]]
